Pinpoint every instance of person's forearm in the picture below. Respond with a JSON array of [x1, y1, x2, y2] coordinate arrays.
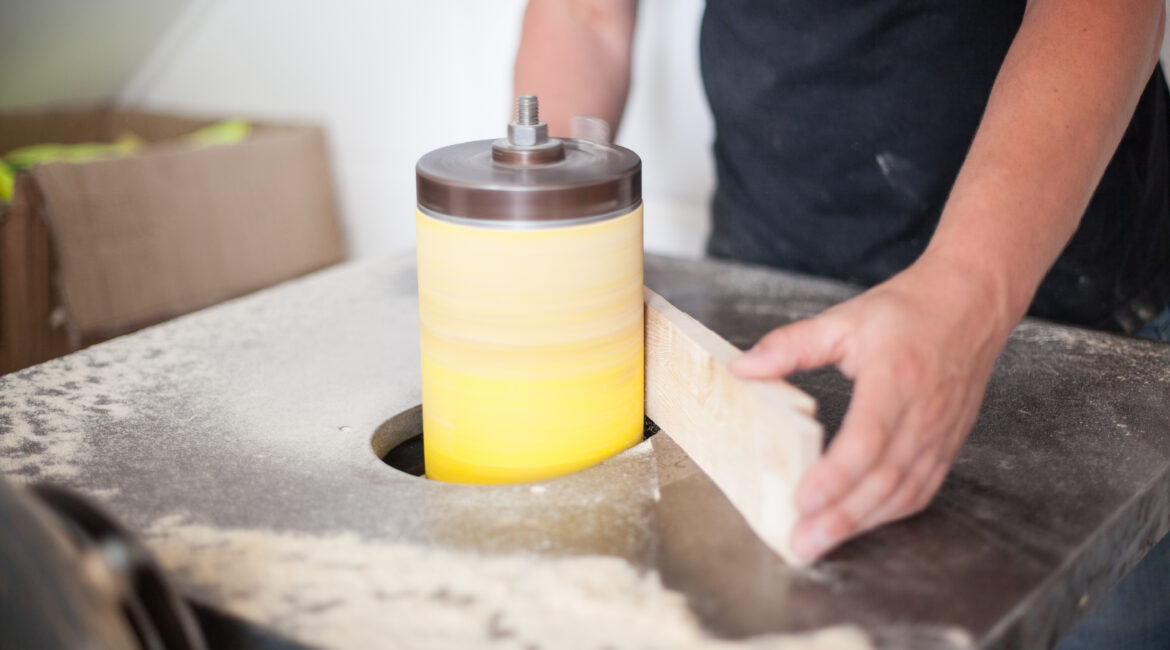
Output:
[[921, 0, 1165, 327], [514, 0, 637, 137]]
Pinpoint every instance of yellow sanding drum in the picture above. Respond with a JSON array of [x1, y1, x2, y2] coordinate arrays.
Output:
[[415, 97, 644, 484]]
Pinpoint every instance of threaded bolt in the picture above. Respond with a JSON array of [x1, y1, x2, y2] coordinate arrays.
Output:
[[516, 95, 538, 126]]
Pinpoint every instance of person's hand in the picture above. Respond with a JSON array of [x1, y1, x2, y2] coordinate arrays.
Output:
[[729, 259, 1017, 563]]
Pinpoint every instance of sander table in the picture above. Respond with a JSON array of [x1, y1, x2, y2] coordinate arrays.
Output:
[[2, 253, 1168, 650]]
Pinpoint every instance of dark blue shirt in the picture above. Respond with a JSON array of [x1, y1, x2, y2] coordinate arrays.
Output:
[[701, 0, 1170, 332]]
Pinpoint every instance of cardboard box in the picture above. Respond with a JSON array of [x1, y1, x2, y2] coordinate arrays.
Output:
[[0, 107, 346, 374]]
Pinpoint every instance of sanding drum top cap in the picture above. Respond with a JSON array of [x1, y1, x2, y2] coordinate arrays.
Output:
[[416, 96, 641, 225]]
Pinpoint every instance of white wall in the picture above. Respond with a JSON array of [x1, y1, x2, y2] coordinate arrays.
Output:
[[116, 0, 715, 259], [0, 0, 189, 108]]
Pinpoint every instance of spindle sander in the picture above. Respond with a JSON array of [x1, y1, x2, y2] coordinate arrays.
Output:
[[415, 96, 822, 564]]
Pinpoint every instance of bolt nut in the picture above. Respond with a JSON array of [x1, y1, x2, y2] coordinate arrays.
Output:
[[508, 122, 549, 147]]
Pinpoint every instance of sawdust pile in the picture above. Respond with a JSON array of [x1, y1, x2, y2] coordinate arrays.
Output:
[[145, 518, 875, 650]]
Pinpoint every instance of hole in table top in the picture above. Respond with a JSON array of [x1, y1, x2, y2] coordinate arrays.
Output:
[[371, 405, 659, 479]]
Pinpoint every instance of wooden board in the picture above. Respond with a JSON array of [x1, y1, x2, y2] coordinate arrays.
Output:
[[644, 288, 823, 565]]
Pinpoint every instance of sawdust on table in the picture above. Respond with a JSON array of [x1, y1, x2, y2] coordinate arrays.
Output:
[[145, 517, 877, 650], [0, 257, 421, 492], [0, 339, 172, 483]]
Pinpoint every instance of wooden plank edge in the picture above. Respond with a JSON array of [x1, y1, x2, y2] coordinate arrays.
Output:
[[644, 287, 824, 566]]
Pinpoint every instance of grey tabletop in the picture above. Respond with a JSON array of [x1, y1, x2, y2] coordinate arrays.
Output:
[[2, 253, 1168, 650]]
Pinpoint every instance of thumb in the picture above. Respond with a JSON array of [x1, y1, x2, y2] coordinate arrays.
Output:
[[729, 316, 846, 379]]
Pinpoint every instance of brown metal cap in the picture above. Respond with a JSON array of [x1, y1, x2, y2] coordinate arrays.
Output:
[[416, 138, 641, 224]]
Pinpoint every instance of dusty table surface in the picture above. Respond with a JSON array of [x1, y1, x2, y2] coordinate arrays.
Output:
[[2, 253, 1168, 650]]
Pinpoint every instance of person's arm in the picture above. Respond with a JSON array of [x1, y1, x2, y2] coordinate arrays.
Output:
[[731, 0, 1166, 563], [514, 0, 637, 137]]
